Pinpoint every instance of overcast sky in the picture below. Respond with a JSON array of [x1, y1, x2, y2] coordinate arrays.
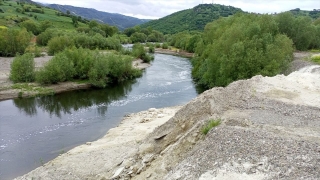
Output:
[[35, 0, 320, 19]]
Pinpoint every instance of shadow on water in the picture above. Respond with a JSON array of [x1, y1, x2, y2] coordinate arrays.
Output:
[[13, 79, 136, 118]]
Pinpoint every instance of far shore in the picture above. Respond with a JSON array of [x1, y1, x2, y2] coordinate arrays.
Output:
[[0, 56, 150, 101]]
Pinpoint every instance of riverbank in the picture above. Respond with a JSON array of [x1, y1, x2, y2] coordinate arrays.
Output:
[[155, 48, 194, 58], [14, 106, 182, 180], [0, 56, 150, 101]]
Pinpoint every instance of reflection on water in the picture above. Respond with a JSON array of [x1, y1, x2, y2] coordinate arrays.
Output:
[[13, 80, 135, 117]]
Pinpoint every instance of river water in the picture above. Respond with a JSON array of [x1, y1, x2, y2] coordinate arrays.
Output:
[[0, 54, 198, 180]]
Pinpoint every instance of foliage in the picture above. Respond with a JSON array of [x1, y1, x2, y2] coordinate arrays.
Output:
[[62, 47, 95, 79], [132, 43, 154, 63], [130, 32, 147, 43], [275, 12, 320, 50], [201, 119, 221, 135], [192, 13, 294, 89], [47, 36, 74, 55], [148, 46, 155, 53], [35, 47, 141, 87], [162, 43, 168, 49], [141, 4, 243, 34], [36, 52, 75, 84], [9, 53, 35, 83], [19, 19, 40, 35], [36, 28, 58, 46], [0, 28, 31, 57], [311, 55, 320, 64]]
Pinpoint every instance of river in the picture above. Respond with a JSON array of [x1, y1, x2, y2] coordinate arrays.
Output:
[[0, 53, 198, 180]]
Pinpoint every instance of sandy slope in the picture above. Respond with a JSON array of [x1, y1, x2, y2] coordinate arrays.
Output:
[[14, 107, 181, 180]]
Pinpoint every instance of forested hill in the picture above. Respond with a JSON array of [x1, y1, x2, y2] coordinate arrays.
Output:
[[46, 4, 150, 30], [140, 4, 243, 34]]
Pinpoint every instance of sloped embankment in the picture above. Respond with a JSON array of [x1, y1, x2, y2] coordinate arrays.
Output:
[[122, 65, 320, 179]]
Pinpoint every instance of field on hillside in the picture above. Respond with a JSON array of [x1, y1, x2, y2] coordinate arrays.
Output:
[[0, 0, 87, 30]]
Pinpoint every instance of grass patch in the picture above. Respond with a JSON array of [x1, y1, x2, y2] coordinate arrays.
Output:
[[311, 55, 320, 64], [201, 119, 221, 135], [11, 83, 54, 96], [309, 49, 320, 53]]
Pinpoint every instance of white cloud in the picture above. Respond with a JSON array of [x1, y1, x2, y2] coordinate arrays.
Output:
[[35, 0, 320, 19]]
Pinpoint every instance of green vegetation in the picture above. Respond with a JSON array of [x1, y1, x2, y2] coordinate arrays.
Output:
[[192, 13, 294, 89], [10, 53, 35, 83], [201, 119, 221, 135], [0, 28, 31, 56], [132, 43, 154, 63], [123, 26, 164, 43], [11, 83, 54, 96], [275, 12, 320, 51], [35, 47, 142, 87], [141, 4, 243, 34], [289, 8, 320, 19], [311, 55, 320, 64]]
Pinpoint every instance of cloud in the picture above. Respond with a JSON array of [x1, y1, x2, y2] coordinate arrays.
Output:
[[35, 0, 320, 19]]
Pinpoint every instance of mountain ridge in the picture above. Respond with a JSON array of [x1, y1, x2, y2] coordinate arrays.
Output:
[[45, 4, 150, 30]]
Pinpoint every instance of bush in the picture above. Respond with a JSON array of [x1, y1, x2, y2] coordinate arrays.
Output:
[[0, 28, 31, 57], [201, 119, 221, 135], [36, 53, 75, 84], [10, 53, 35, 83], [88, 55, 110, 88], [162, 43, 169, 49], [155, 43, 161, 48], [149, 46, 155, 53], [47, 36, 74, 55], [311, 55, 320, 64], [63, 47, 95, 79], [132, 43, 154, 63]]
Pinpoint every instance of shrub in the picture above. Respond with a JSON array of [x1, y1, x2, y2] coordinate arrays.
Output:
[[63, 47, 95, 79], [36, 28, 57, 46], [148, 46, 155, 53], [155, 43, 161, 48], [10, 53, 35, 83], [311, 55, 320, 64], [88, 55, 110, 88], [47, 36, 74, 55], [36, 53, 75, 84], [0, 28, 31, 57], [162, 43, 169, 49], [132, 43, 154, 63], [201, 119, 221, 135]]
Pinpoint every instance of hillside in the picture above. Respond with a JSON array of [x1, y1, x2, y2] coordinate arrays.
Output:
[[141, 4, 243, 34], [46, 4, 150, 30], [0, 0, 87, 30], [289, 8, 320, 19]]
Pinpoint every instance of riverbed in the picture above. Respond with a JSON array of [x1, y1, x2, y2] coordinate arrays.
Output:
[[0, 53, 198, 180]]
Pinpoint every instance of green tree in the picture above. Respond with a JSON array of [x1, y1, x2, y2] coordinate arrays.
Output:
[[89, 20, 99, 29], [130, 32, 147, 43], [193, 13, 293, 88], [10, 53, 35, 83], [0, 28, 31, 57], [19, 20, 39, 35]]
